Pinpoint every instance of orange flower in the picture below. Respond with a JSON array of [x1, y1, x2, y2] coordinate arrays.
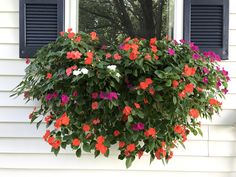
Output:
[[189, 108, 200, 118], [119, 141, 126, 148], [43, 130, 50, 141], [149, 87, 155, 95], [44, 115, 52, 124], [113, 130, 120, 137], [126, 144, 136, 152], [178, 91, 186, 99], [85, 57, 93, 65], [209, 98, 221, 106], [52, 139, 61, 149], [151, 45, 158, 53], [82, 124, 91, 132], [174, 125, 184, 134], [183, 64, 196, 77], [144, 128, 156, 138], [139, 82, 148, 90], [145, 53, 151, 60], [155, 148, 166, 159], [150, 37, 157, 45], [92, 102, 99, 110], [90, 32, 98, 40], [113, 53, 122, 60], [97, 136, 105, 144], [60, 113, 70, 126], [72, 138, 81, 146], [75, 36, 81, 42], [184, 83, 194, 93], [134, 102, 140, 109], [48, 136, 55, 145], [143, 98, 149, 104], [68, 32, 75, 39], [46, 73, 52, 79], [129, 52, 138, 60], [95, 143, 107, 154], [145, 78, 153, 85], [123, 106, 132, 116], [172, 80, 179, 88], [123, 44, 131, 51]]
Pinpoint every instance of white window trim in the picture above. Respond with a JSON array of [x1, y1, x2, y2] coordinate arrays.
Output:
[[173, 0, 184, 40], [65, 0, 79, 32]]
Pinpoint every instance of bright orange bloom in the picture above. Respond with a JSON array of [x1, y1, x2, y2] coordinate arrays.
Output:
[[149, 87, 155, 95], [60, 113, 70, 125], [209, 98, 221, 106], [155, 148, 166, 159], [178, 91, 186, 99], [82, 124, 91, 132], [95, 143, 107, 154], [92, 102, 98, 110], [75, 36, 81, 42], [85, 57, 93, 65], [43, 130, 50, 141], [183, 64, 196, 77], [113, 130, 120, 137], [119, 141, 126, 148], [151, 45, 158, 53], [68, 32, 75, 39], [134, 102, 140, 109], [123, 44, 131, 51], [174, 125, 184, 134], [140, 82, 148, 90], [123, 106, 132, 116], [129, 52, 138, 60], [184, 83, 194, 93], [189, 108, 200, 118], [144, 128, 156, 138], [52, 139, 61, 149], [97, 136, 105, 144], [72, 138, 81, 146], [46, 73, 52, 79], [90, 32, 98, 40], [150, 37, 157, 45], [44, 115, 52, 124], [172, 80, 179, 88], [145, 78, 153, 85], [126, 144, 136, 152]]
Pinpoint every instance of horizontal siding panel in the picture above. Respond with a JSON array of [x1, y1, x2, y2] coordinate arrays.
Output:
[[0, 28, 18, 44], [209, 126, 236, 141], [0, 138, 208, 156], [222, 94, 236, 109], [209, 141, 236, 156], [229, 14, 236, 30], [230, 0, 236, 13], [0, 76, 23, 91], [229, 30, 236, 45], [0, 13, 18, 28], [0, 171, 235, 177], [0, 44, 19, 59], [0, 154, 235, 171], [0, 0, 18, 12], [0, 60, 26, 76], [228, 46, 236, 60]]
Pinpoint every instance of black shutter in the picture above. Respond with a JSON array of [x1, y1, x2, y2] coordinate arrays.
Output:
[[19, 0, 65, 58], [184, 0, 229, 59]]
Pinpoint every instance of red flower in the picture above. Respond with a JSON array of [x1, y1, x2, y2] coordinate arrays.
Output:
[[68, 32, 75, 39], [172, 80, 179, 88], [67, 51, 82, 60], [25, 57, 30, 64], [72, 138, 81, 146], [75, 36, 81, 42], [90, 32, 98, 40], [139, 82, 148, 90], [60, 113, 70, 125], [145, 53, 151, 60], [145, 78, 153, 85], [106, 53, 112, 59], [44, 115, 52, 124], [119, 141, 126, 148], [150, 37, 157, 45], [184, 83, 194, 93], [151, 45, 158, 53], [129, 52, 138, 60], [95, 143, 107, 154], [92, 102, 99, 110], [178, 91, 186, 99], [154, 54, 159, 60], [85, 52, 94, 65], [60, 31, 65, 36], [149, 87, 155, 95], [134, 102, 140, 109], [97, 136, 105, 144], [189, 108, 200, 118], [126, 144, 136, 152], [113, 53, 122, 60], [209, 98, 221, 106], [123, 44, 131, 51], [43, 130, 50, 141], [82, 124, 91, 132], [155, 148, 166, 159], [183, 64, 196, 77], [174, 125, 184, 134], [67, 28, 73, 33], [52, 139, 61, 149], [124, 37, 131, 43], [92, 118, 101, 125], [143, 98, 148, 104], [123, 106, 132, 116], [113, 130, 120, 137], [167, 151, 174, 160], [137, 150, 144, 159], [144, 128, 156, 138], [48, 136, 55, 145], [46, 73, 52, 79]]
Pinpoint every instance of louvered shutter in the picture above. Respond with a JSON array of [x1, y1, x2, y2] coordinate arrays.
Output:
[[20, 0, 65, 58], [184, 0, 229, 59]]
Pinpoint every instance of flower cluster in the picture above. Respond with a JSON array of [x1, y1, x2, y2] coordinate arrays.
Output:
[[13, 28, 229, 168]]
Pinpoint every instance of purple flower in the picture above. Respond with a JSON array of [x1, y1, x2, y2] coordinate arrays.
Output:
[[203, 67, 210, 74], [119, 44, 124, 50], [61, 94, 69, 104], [45, 94, 53, 101], [180, 39, 185, 44], [203, 77, 208, 84], [221, 88, 228, 94], [216, 80, 222, 88], [221, 68, 228, 76], [192, 53, 200, 60], [99, 91, 118, 101], [132, 122, 145, 131], [52, 92, 58, 98], [99, 91, 106, 99], [190, 42, 199, 52], [168, 48, 175, 56]]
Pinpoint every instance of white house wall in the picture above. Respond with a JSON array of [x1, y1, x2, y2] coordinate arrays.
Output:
[[0, 0, 235, 176]]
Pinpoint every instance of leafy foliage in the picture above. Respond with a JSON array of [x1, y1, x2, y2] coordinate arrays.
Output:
[[13, 29, 229, 168]]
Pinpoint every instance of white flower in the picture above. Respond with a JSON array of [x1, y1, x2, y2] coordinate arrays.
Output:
[[73, 70, 82, 76], [81, 68, 89, 74], [116, 73, 121, 78], [107, 65, 117, 71]]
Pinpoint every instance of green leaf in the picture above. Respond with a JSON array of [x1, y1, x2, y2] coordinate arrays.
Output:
[[150, 153, 155, 165], [164, 66, 172, 72], [173, 96, 177, 105], [76, 148, 82, 158], [165, 80, 172, 87], [94, 150, 100, 158], [197, 128, 203, 137], [128, 115, 133, 123], [126, 156, 135, 168], [83, 143, 91, 152]]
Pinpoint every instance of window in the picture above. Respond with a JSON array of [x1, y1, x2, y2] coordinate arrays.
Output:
[[184, 0, 229, 59], [19, 0, 65, 58], [79, 0, 175, 44]]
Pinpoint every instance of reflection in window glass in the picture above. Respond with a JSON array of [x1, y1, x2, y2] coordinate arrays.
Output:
[[79, 0, 174, 44]]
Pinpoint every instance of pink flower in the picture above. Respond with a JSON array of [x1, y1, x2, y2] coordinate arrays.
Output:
[[61, 94, 69, 104], [168, 48, 175, 56], [203, 67, 210, 74], [132, 122, 145, 131], [189, 42, 199, 52], [92, 92, 99, 99], [26, 57, 30, 64], [192, 53, 200, 60], [203, 77, 208, 84], [45, 94, 53, 101]]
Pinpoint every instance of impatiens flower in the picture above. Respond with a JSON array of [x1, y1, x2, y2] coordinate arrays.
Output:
[[61, 94, 69, 105], [43, 130, 51, 141], [151, 45, 158, 53], [172, 80, 179, 88], [46, 73, 52, 79], [92, 118, 101, 125], [90, 31, 98, 40], [203, 67, 210, 74], [183, 64, 196, 77], [26, 57, 30, 64], [145, 53, 151, 60], [174, 125, 184, 134], [132, 122, 145, 131], [145, 78, 153, 85], [92, 92, 99, 99], [123, 44, 131, 51], [140, 82, 148, 90], [107, 65, 117, 71], [95, 143, 107, 154], [126, 144, 136, 152], [129, 52, 138, 60], [45, 94, 53, 101], [116, 73, 121, 78], [144, 128, 156, 138], [221, 88, 228, 94], [60, 31, 65, 36], [184, 83, 194, 93], [123, 106, 132, 116], [113, 130, 120, 137], [114, 53, 122, 60], [203, 77, 208, 84], [189, 42, 199, 52], [92, 101, 99, 110], [72, 138, 81, 146], [134, 102, 140, 109], [168, 48, 175, 56], [197, 87, 203, 92], [47, 136, 55, 145], [209, 98, 221, 106], [52, 139, 61, 149], [44, 115, 52, 124], [149, 87, 155, 95], [178, 91, 186, 99], [72, 91, 78, 97], [150, 37, 157, 45], [82, 124, 91, 132], [192, 53, 200, 60], [54, 113, 70, 129], [85, 52, 94, 65], [119, 141, 126, 148], [81, 68, 89, 74], [106, 53, 112, 59], [189, 108, 200, 118], [68, 32, 75, 39], [155, 148, 166, 159], [67, 51, 82, 60], [75, 36, 81, 42], [97, 136, 105, 144]]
